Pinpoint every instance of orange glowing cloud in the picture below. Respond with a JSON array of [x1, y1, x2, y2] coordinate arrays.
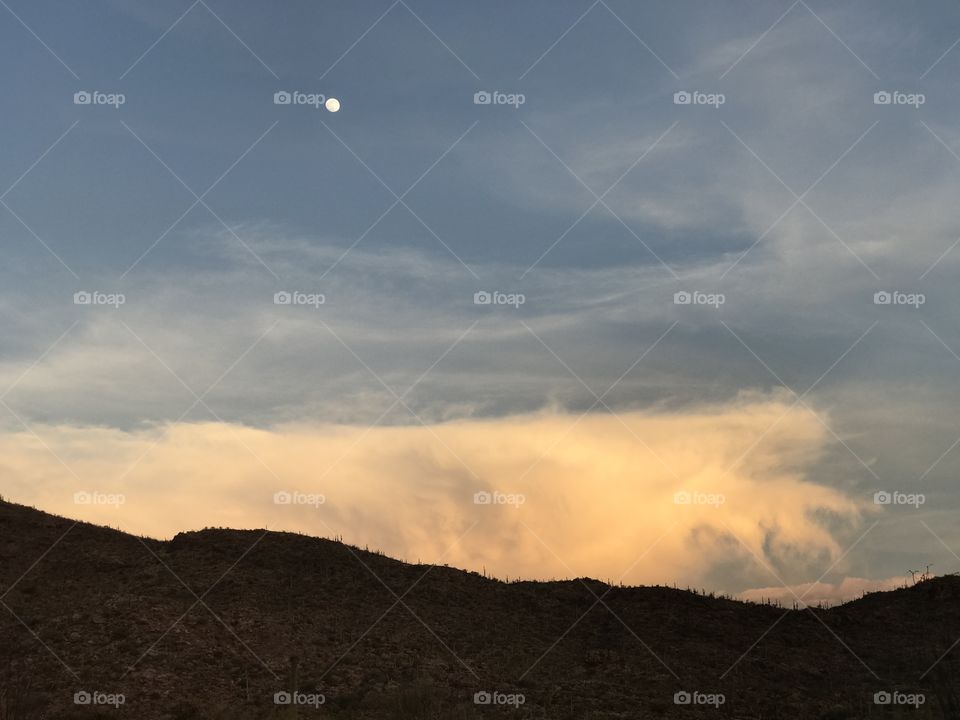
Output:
[[0, 393, 868, 591]]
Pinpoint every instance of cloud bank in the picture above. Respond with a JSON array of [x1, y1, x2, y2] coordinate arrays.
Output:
[[2, 394, 867, 594]]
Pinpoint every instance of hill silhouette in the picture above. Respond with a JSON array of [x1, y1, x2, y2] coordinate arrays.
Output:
[[1, 498, 958, 719]]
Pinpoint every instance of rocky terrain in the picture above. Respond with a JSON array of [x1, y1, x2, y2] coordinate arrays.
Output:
[[1, 498, 959, 719]]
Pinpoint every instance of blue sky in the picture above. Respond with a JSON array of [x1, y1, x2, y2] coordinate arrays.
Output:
[[3, 0, 960, 600]]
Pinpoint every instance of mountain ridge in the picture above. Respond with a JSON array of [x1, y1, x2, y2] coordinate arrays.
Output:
[[1, 498, 958, 719]]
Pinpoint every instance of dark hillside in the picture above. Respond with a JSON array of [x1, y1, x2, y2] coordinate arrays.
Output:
[[1, 499, 957, 719]]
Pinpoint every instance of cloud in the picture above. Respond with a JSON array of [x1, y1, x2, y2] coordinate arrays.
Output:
[[739, 575, 909, 607], [4, 1, 960, 597], [1, 394, 870, 594]]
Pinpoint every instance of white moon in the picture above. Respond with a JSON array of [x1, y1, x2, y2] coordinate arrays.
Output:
[[325, 97, 341, 113]]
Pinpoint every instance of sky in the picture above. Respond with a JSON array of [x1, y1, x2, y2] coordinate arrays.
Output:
[[2, 0, 960, 604]]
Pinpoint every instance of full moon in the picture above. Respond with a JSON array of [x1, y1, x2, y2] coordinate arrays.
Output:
[[325, 97, 341, 113]]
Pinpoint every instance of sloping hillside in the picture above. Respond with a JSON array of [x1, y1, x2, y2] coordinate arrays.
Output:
[[1, 499, 958, 719]]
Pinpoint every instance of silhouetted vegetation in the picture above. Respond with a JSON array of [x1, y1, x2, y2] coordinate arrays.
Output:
[[1, 499, 957, 719]]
